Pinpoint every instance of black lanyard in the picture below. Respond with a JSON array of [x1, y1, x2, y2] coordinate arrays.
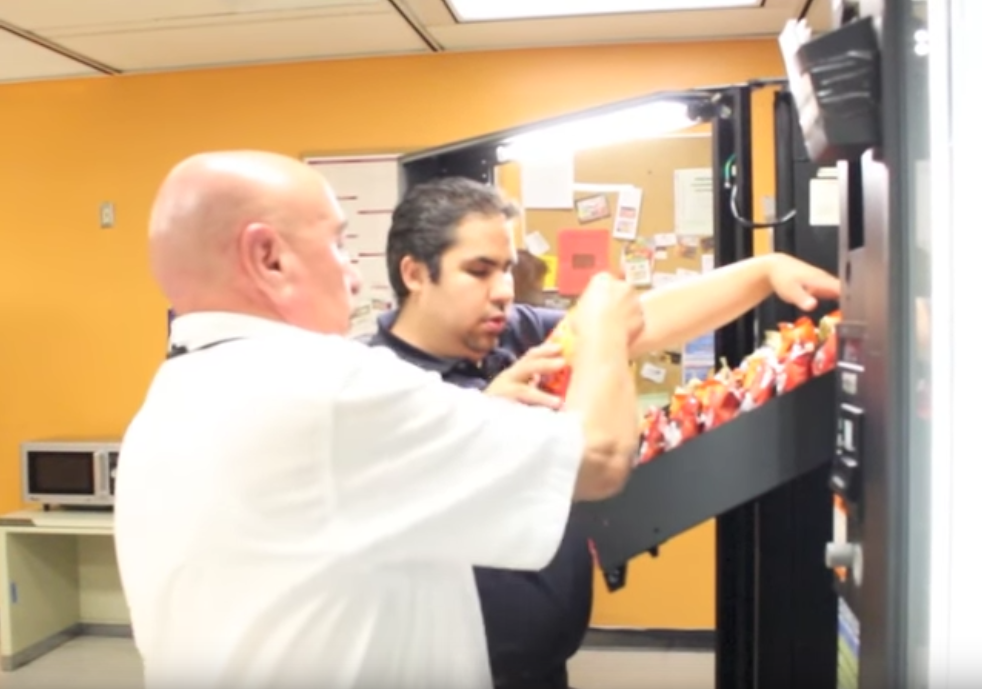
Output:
[[166, 337, 243, 360]]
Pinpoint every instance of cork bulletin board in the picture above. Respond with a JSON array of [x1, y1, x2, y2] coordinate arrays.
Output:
[[497, 134, 716, 401]]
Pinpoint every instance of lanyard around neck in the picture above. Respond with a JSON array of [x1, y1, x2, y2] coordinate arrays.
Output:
[[166, 337, 243, 360]]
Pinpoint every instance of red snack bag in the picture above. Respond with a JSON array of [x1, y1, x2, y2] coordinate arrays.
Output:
[[637, 407, 668, 466], [777, 342, 814, 393], [665, 388, 702, 449], [812, 310, 842, 376], [776, 316, 819, 359], [700, 378, 743, 430], [537, 314, 575, 399], [739, 350, 778, 411]]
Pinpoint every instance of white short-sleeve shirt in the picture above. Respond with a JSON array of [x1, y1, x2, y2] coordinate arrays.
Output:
[[113, 312, 585, 689]]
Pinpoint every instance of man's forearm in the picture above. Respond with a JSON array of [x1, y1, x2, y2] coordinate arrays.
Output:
[[564, 331, 639, 501], [630, 254, 776, 356]]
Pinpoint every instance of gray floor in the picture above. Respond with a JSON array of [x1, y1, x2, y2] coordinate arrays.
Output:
[[1, 636, 714, 689]]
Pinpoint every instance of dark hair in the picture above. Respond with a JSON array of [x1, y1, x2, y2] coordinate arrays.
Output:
[[386, 177, 519, 305], [512, 249, 548, 305]]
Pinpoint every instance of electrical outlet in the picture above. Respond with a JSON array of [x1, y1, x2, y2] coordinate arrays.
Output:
[[100, 202, 116, 229]]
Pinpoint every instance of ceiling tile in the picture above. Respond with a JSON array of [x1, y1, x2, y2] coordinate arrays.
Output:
[[0, 32, 98, 82], [49, 14, 429, 71], [0, 0, 385, 32]]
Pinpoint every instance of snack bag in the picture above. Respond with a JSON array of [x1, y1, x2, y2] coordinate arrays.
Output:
[[774, 316, 819, 394], [739, 349, 779, 411], [776, 316, 819, 359], [637, 407, 668, 465], [811, 310, 842, 376], [777, 342, 814, 393], [537, 313, 575, 399], [700, 378, 743, 430], [665, 387, 702, 449]]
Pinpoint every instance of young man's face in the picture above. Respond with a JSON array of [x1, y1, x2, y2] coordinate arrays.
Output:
[[408, 213, 517, 359]]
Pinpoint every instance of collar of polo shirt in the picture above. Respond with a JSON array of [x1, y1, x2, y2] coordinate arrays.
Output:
[[168, 312, 308, 354]]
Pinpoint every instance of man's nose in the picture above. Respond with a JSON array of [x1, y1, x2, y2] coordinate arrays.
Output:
[[491, 272, 514, 304]]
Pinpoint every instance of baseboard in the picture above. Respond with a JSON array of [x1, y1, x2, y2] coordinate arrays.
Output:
[[10, 623, 712, 662], [1, 625, 78, 671], [583, 627, 715, 652], [80, 623, 134, 639]]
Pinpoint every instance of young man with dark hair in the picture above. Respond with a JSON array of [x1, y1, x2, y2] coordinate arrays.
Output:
[[369, 176, 840, 689]]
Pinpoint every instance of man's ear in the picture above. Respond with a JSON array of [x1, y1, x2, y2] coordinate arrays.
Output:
[[399, 255, 429, 295], [240, 223, 283, 287]]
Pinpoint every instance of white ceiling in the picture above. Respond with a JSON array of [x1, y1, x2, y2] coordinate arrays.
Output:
[[0, 0, 814, 84]]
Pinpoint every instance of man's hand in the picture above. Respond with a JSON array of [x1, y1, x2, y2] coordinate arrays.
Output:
[[485, 344, 567, 410], [574, 272, 645, 346], [768, 254, 841, 311]]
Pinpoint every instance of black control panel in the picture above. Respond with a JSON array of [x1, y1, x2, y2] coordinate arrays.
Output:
[[827, 321, 867, 608], [832, 322, 866, 507]]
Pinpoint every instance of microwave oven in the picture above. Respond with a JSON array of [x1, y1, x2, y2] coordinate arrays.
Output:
[[21, 440, 121, 509]]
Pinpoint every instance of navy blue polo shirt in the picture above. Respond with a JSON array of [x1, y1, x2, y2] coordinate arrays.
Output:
[[365, 304, 594, 688]]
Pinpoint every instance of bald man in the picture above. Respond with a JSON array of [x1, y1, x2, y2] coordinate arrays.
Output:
[[113, 151, 643, 689]]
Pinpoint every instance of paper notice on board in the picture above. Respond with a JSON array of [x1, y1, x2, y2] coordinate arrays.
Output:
[[683, 333, 715, 366], [653, 272, 678, 289], [356, 255, 391, 293], [623, 256, 653, 287], [640, 362, 667, 384], [701, 253, 715, 273], [346, 212, 391, 258], [520, 155, 575, 209], [674, 168, 715, 236], [612, 186, 643, 240], [348, 299, 375, 339], [809, 168, 840, 226], [524, 231, 551, 256]]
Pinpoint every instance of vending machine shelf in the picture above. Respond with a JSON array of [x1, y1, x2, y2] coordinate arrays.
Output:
[[574, 372, 837, 571]]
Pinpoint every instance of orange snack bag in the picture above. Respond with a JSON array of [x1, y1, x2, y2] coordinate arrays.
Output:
[[776, 316, 819, 359], [740, 351, 778, 410], [812, 310, 842, 376], [700, 378, 743, 430], [537, 314, 575, 399], [778, 344, 814, 393]]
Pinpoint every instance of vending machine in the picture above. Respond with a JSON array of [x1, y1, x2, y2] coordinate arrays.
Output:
[[780, 0, 932, 686]]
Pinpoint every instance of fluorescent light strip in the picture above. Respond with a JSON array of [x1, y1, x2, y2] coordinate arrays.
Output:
[[447, 0, 761, 22], [497, 100, 698, 163]]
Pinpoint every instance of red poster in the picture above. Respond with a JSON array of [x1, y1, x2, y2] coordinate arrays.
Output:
[[557, 228, 610, 296]]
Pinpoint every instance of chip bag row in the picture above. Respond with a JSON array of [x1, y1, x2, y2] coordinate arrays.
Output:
[[635, 310, 841, 464], [536, 309, 840, 465]]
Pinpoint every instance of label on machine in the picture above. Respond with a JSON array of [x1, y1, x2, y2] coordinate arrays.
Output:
[[837, 597, 860, 689]]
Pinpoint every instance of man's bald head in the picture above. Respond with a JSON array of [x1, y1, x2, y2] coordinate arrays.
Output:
[[150, 150, 359, 335]]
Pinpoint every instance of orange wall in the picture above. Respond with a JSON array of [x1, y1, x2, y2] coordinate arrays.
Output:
[[0, 39, 785, 630]]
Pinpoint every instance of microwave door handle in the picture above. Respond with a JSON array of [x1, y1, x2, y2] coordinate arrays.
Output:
[[95, 451, 108, 494]]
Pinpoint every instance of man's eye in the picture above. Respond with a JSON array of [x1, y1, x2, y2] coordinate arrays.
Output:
[[468, 268, 491, 278]]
